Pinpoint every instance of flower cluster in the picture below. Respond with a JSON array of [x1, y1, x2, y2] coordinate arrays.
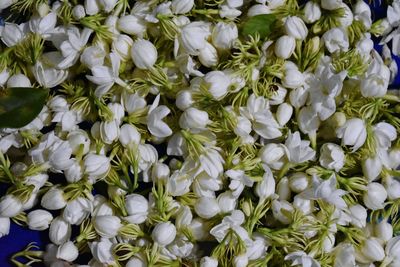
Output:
[[0, 0, 400, 266]]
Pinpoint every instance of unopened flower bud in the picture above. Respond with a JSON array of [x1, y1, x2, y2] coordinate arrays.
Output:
[[117, 15, 146, 36], [211, 22, 238, 50], [85, 0, 100, 15], [176, 90, 194, 110], [285, 16, 308, 40], [204, 71, 230, 100], [199, 42, 219, 68], [200, 256, 218, 267], [0, 194, 23, 217], [375, 220, 393, 243], [93, 215, 122, 238], [119, 124, 141, 147], [276, 102, 293, 126], [289, 172, 309, 193], [321, 0, 342, 10], [234, 254, 248, 267], [131, 39, 157, 69], [0, 217, 10, 237], [72, 5, 86, 20], [304, 2, 321, 23], [84, 153, 110, 180], [57, 241, 79, 262], [127, 257, 146, 267], [27, 209, 53, 230], [274, 35, 296, 59], [171, 0, 194, 14], [360, 237, 385, 262], [195, 197, 220, 219], [282, 68, 305, 89], [179, 107, 210, 130], [6, 74, 31, 88], [152, 222, 177, 246], [41, 188, 67, 210], [125, 194, 149, 224], [363, 182, 387, 210], [49, 217, 71, 245], [112, 34, 133, 60]]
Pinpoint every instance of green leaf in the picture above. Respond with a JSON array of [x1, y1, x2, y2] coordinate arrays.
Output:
[[241, 14, 277, 39], [0, 87, 48, 128]]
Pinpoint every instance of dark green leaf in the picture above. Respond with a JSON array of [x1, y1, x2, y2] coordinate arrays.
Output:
[[241, 14, 277, 39], [0, 87, 48, 128]]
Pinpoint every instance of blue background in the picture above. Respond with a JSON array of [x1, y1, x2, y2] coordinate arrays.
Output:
[[0, 1, 400, 266]]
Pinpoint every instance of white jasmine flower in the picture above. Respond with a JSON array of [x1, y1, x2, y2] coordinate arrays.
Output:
[[322, 27, 349, 53], [64, 160, 82, 183], [282, 67, 305, 89], [179, 107, 210, 130], [360, 57, 390, 98], [319, 143, 345, 171], [255, 167, 276, 199], [200, 257, 218, 267], [225, 169, 254, 197], [285, 131, 316, 164], [58, 27, 93, 69], [72, 5, 86, 20], [362, 155, 382, 182], [199, 147, 224, 178], [311, 175, 347, 209], [321, 0, 342, 10], [112, 34, 133, 61], [86, 52, 127, 97], [29, 12, 57, 38], [211, 22, 238, 50], [147, 95, 173, 138], [385, 236, 400, 265], [240, 94, 282, 139], [210, 210, 251, 244], [285, 251, 321, 267], [33, 60, 68, 88], [336, 118, 367, 152], [80, 45, 106, 68], [171, 0, 194, 14], [179, 21, 211, 55], [85, 0, 100, 15]]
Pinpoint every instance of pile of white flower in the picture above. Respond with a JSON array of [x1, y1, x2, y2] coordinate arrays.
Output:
[[1, 0, 400, 266]]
